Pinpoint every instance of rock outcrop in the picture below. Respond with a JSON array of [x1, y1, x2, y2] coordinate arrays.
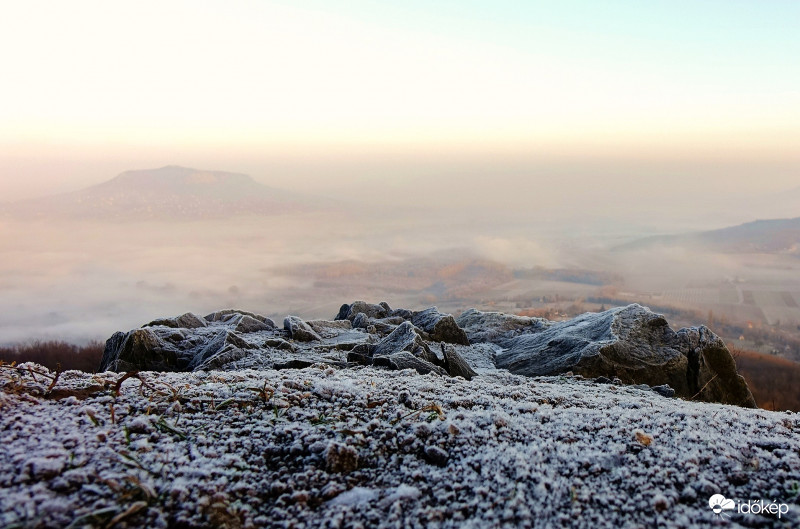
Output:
[[490, 304, 756, 407], [99, 302, 757, 407]]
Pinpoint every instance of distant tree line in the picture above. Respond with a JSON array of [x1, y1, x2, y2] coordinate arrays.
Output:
[[0, 340, 104, 372]]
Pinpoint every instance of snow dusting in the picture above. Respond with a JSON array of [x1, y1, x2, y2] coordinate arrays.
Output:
[[1, 363, 798, 528]]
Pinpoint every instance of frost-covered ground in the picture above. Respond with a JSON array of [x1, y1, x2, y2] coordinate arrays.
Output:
[[1, 364, 798, 528]]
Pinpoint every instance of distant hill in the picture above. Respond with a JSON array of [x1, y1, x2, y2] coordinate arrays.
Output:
[[617, 217, 800, 254], [0, 166, 328, 221]]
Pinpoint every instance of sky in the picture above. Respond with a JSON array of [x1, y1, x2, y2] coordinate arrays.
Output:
[[1, 0, 799, 198]]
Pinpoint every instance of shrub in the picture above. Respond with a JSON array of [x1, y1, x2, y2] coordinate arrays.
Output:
[[0, 340, 104, 372]]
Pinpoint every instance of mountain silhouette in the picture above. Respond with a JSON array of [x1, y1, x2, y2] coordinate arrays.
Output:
[[1, 166, 324, 221], [617, 217, 800, 254]]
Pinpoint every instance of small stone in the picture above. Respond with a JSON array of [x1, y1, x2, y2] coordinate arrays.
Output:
[[347, 352, 372, 365], [270, 482, 287, 495], [274, 360, 314, 370], [424, 445, 449, 466], [679, 486, 697, 502], [291, 491, 309, 504], [27, 457, 65, 480], [414, 423, 432, 438], [309, 441, 327, 454], [652, 385, 675, 398], [325, 442, 359, 473], [387, 352, 447, 376], [653, 494, 669, 512], [728, 471, 749, 485], [321, 482, 346, 500], [352, 312, 369, 329], [265, 338, 295, 351]]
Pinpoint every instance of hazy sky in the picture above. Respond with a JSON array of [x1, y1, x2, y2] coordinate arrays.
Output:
[[1, 0, 799, 198]]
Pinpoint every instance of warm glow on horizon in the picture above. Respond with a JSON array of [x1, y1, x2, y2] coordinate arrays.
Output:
[[2, 1, 799, 152], [1, 0, 799, 201]]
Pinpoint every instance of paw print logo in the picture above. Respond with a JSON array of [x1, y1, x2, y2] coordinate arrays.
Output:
[[709, 494, 735, 518]]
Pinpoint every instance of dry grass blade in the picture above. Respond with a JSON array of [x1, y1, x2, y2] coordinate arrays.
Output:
[[113, 371, 140, 396], [391, 402, 445, 425], [44, 363, 62, 395], [690, 374, 718, 401], [65, 507, 119, 529], [104, 501, 148, 529]]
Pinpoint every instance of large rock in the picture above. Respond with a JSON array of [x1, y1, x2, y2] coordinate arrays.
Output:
[[194, 345, 250, 371], [284, 316, 322, 342], [187, 330, 255, 370], [677, 326, 756, 408], [99, 329, 180, 372], [100, 315, 270, 372], [205, 309, 274, 326], [455, 309, 549, 344], [495, 304, 756, 407], [143, 312, 207, 329], [373, 322, 439, 365], [411, 308, 469, 345], [442, 345, 478, 380], [377, 352, 447, 376], [235, 315, 275, 333], [335, 301, 390, 322]]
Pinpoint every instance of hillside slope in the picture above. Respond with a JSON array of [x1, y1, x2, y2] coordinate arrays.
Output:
[[618, 217, 800, 254]]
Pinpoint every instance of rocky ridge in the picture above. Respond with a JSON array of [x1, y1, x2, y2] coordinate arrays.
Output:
[[100, 302, 756, 408]]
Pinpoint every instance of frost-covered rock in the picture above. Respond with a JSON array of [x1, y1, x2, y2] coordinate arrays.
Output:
[[372, 321, 441, 367], [411, 307, 470, 345], [284, 316, 322, 342], [97, 302, 756, 408], [3, 366, 794, 528], [495, 304, 756, 407], [234, 315, 275, 333], [455, 308, 549, 344], [143, 312, 207, 329], [376, 351, 447, 376], [442, 344, 478, 380], [187, 330, 255, 370], [204, 308, 273, 325], [99, 328, 179, 372], [335, 301, 390, 322]]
